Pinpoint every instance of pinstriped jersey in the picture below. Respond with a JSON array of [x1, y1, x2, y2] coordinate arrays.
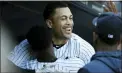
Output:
[[8, 33, 95, 72], [35, 57, 85, 73]]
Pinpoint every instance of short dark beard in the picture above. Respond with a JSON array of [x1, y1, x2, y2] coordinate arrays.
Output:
[[52, 30, 69, 40]]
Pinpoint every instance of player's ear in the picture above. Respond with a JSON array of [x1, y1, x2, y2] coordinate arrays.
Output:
[[117, 35, 122, 50], [46, 19, 52, 28], [93, 32, 98, 42]]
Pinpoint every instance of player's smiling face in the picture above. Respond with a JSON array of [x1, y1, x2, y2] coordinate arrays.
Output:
[[50, 7, 74, 39]]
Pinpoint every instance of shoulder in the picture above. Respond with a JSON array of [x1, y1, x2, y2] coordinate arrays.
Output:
[[81, 58, 113, 73], [70, 33, 95, 58], [71, 33, 83, 41], [70, 33, 94, 50], [71, 33, 91, 45], [16, 39, 30, 51], [78, 60, 99, 73], [20, 39, 28, 44]]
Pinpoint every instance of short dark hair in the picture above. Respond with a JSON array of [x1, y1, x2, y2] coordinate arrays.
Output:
[[43, 1, 68, 21], [26, 25, 52, 52]]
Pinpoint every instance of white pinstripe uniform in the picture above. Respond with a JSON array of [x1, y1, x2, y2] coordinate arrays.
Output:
[[8, 33, 95, 72], [35, 57, 85, 73]]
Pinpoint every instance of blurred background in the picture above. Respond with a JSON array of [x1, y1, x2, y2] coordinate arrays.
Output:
[[0, 1, 121, 73]]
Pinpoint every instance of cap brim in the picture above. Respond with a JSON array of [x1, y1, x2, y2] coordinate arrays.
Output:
[[92, 17, 98, 27], [92, 12, 120, 27]]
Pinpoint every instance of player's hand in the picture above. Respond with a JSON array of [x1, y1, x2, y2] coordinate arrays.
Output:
[[103, 0, 118, 14]]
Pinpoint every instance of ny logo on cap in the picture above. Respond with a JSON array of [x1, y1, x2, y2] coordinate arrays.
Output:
[[108, 34, 114, 38]]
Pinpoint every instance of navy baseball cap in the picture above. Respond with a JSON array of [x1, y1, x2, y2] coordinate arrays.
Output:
[[92, 12, 122, 45]]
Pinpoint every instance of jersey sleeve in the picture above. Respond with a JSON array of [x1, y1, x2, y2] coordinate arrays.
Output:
[[8, 39, 35, 69]]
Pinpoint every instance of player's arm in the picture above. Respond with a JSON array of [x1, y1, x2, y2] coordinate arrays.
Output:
[[8, 39, 35, 69], [8, 39, 47, 70], [36, 58, 86, 72], [103, 0, 118, 14]]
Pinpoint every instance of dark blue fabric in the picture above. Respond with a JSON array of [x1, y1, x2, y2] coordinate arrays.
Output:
[[78, 50, 122, 73]]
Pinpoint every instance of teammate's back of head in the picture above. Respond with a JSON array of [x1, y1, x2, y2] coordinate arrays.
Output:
[[26, 25, 52, 52], [93, 12, 122, 46]]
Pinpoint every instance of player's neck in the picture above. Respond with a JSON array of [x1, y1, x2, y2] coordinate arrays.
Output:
[[96, 41, 117, 51], [52, 36, 68, 45], [117, 44, 121, 50]]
